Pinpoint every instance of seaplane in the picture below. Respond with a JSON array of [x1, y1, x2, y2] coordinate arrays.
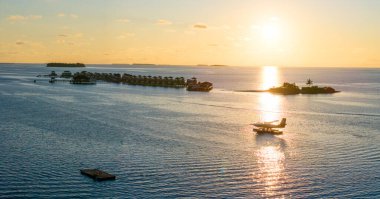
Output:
[[251, 118, 287, 134]]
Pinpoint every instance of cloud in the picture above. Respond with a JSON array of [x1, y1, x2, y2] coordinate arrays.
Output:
[[117, 32, 135, 39], [15, 41, 25, 45], [7, 15, 27, 22], [156, 19, 172, 25], [12, 40, 45, 48], [55, 39, 75, 46], [54, 32, 87, 46], [29, 15, 42, 20], [193, 23, 207, 29], [7, 15, 42, 22], [73, 33, 83, 38], [70, 14, 78, 19], [56, 33, 83, 38], [116, 18, 130, 23], [165, 29, 177, 33], [57, 13, 78, 19]]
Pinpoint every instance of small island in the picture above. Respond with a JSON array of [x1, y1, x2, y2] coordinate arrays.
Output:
[[47, 63, 85, 67], [269, 79, 339, 95], [236, 79, 339, 95]]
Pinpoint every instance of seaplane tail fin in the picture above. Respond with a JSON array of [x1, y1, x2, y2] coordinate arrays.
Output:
[[279, 118, 286, 127]]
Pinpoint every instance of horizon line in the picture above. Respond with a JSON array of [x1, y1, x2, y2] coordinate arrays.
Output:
[[1, 62, 380, 68]]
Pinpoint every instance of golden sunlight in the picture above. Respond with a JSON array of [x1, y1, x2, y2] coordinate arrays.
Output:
[[259, 93, 280, 122], [259, 66, 281, 122], [259, 18, 282, 44], [255, 146, 285, 196], [261, 66, 279, 90], [261, 24, 280, 42]]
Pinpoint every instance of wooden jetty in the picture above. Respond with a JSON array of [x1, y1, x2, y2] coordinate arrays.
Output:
[[80, 169, 116, 181]]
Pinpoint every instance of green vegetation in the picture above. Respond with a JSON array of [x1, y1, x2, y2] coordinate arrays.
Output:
[[306, 78, 313, 86], [269, 79, 338, 95], [269, 82, 301, 95], [47, 63, 85, 67], [301, 86, 337, 94]]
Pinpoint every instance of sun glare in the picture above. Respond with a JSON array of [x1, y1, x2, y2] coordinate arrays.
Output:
[[261, 24, 280, 41], [259, 66, 281, 122], [255, 146, 285, 196], [256, 18, 283, 44], [261, 66, 278, 90]]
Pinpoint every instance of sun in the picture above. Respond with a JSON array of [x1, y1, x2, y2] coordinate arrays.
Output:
[[252, 17, 283, 44], [261, 23, 281, 43]]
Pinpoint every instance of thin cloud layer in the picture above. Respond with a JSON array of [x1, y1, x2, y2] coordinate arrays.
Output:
[[156, 19, 172, 25], [193, 23, 207, 29], [116, 18, 130, 23], [7, 15, 42, 22], [57, 13, 78, 19]]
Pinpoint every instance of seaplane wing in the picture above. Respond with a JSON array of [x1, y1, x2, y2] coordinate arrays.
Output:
[[251, 118, 287, 129], [264, 120, 279, 124]]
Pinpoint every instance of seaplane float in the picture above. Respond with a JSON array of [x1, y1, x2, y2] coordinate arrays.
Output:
[[251, 118, 286, 134]]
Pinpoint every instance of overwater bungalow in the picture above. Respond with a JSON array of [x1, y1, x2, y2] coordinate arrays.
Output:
[[61, 71, 72, 78], [49, 71, 58, 77], [70, 72, 96, 84], [44, 70, 212, 90]]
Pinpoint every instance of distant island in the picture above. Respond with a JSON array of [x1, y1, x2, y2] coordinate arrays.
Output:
[[47, 63, 85, 67], [237, 79, 339, 95], [210, 64, 228, 67], [132, 63, 156, 66], [196, 64, 228, 67]]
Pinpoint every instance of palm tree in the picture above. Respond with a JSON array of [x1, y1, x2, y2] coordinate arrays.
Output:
[[306, 78, 313, 87]]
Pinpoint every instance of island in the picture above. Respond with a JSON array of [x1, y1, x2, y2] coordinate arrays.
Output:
[[47, 63, 85, 67], [132, 63, 156, 66], [210, 64, 228, 67], [236, 79, 339, 95], [269, 79, 338, 95]]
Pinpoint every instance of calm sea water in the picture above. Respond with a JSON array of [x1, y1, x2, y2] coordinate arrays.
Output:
[[0, 64, 379, 198]]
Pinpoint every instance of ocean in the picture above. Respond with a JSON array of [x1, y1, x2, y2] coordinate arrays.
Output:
[[0, 64, 379, 198]]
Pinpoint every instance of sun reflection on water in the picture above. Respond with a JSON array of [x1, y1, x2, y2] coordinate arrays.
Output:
[[255, 145, 286, 197], [259, 93, 281, 122], [259, 66, 281, 122], [252, 66, 286, 197], [261, 66, 279, 90]]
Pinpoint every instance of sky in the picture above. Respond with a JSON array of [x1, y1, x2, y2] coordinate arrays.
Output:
[[0, 0, 380, 67]]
